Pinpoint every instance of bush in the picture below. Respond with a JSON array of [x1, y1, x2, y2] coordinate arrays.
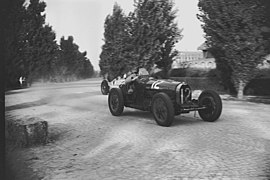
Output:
[[170, 68, 270, 96], [169, 77, 225, 92], [245, 78, 270, 95], [169, 68, 186, 77], [255, 69, 270, 78], [170, 68, 217, 78]]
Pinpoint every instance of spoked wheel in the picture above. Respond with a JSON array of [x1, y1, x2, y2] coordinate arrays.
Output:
[[198, 90, 222, 122], [108, 88, 124, 116], [152, 93, 174, 127], [101, 80, 109, 95]]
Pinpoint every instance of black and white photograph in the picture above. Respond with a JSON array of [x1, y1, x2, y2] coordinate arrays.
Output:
[[4, 0, 270, 179]]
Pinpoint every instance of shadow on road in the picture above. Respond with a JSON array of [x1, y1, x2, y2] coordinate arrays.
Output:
[[5, 98, 50, 111], [5, 90, 26, 95], [121, 110, 153, 119], [121, 110, 205, 127], [173, 115, 204, 126]]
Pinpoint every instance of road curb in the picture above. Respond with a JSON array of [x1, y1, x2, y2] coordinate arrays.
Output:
[[5, 117, 48, 148]]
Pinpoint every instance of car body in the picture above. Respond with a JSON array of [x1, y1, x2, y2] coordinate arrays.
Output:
[[107, 68, 222, 127], [101, 75, 126, 95], [100, 67, 163, 95]]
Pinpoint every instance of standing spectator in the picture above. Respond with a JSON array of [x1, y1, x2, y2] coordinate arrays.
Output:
[[19, 76, 25, 88]]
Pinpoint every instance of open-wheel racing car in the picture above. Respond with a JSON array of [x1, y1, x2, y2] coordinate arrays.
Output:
[[108, 68, 222, 127], [101, 75, 126, 95]]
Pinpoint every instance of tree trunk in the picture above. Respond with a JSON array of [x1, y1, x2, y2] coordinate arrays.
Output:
[[237, 80, 246, 99]]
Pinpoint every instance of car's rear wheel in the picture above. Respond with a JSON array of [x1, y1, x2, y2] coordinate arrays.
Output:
[[198, 90, 222, 122], [101, 80, 109, 95], [152, 93, 174, 127], [108, 88, 124, 116]]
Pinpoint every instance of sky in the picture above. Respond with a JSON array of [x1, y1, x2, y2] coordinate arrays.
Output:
[[44, 0, 205, 71]]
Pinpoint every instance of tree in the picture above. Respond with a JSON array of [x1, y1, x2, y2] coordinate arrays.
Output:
[[23, 0, 47, 83], [59, 36, 94, 80], [30, 24, 59, 81], [99, 0, 182, 80], [42, 25, 61, 81], [73, 51, 94, 79], [4, 0, 28, 88], [261, 0, 270, 35], [4, 0, 93, 88], [130, 0, 182, 77], [80, 55, 94, 79], [4, 0, 61, 86], [198, 0, 270, 98], [99, 3, 131, 80], [209, 47, 236, 94]]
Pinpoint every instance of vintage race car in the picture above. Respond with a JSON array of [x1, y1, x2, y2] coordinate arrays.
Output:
[[101, 75, 126, 95], [108, 68, 222, 127]]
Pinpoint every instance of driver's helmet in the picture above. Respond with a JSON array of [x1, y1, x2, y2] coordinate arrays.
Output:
[[138, 68, 149, 76]]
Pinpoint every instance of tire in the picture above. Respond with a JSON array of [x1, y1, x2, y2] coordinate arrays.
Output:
[[101, 80, 109, 95], [151, 93, 175, 127], [198, 90, 222, 122], [108, 88, 124, 116]]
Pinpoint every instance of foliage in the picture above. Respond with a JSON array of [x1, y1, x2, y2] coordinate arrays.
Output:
[[21, 0, 48, 82], [256, 68, 270, 78], [4, 0, 95, 89], [198, 0, 270, 98], [245, 78, 270, 95], [57, 36, 94, 81], [170, 68, 216, 78], [130, 0, 182, 74], [170, 77, 224, 92], [260, 0, 270, 39], [4, 0, 28, 87], [99, 0, 182, 79], [99, 3, 131, 80], [208, 47, 236, 93]]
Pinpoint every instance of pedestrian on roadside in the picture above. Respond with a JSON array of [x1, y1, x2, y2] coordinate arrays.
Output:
[[19, 76, 26, 88]]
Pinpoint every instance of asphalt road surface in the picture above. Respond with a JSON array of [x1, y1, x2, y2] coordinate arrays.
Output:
[[5, 78, 270, 180]]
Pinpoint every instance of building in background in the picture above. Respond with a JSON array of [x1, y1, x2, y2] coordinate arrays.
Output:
[[172, 43, 216, 69], [172, 42, 270, 70]]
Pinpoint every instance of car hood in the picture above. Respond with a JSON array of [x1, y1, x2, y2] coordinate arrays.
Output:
[[145, 78, 186, 91]]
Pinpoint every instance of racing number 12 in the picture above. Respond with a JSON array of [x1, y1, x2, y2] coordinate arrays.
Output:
[[151, 80, 163, 89]]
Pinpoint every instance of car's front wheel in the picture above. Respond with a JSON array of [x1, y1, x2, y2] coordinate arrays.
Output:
[[198, 90, 222, 122], [152, 93, 174, 127], [108, 88, 124, 116], [101, 80, 109, 95]]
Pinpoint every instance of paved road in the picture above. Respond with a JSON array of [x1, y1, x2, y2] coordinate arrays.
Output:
[[5, 78, 270, 180]]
